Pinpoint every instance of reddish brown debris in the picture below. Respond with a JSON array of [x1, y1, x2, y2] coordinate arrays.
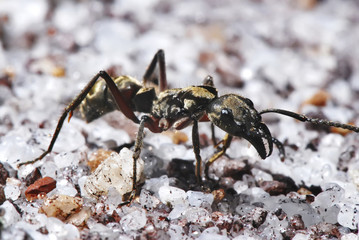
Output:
[[24, 167, 42, 186], [0, 163, 9, 185], [25, 176, 56, 201], [51, 66, 66, 77], [299, 90, 330, 113], [87, 149, 115, 172], [170, 131, 189, 145], [330, 124, 354, 136], [289, 214, 306, 230], [297, 187, 312, 196], [212, 189, 225, 204], [296, 0, 318, 10], [259, 180, 289, 196]]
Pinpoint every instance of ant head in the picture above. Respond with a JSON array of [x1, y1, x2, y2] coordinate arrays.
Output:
[[207, 94, 273, 159]]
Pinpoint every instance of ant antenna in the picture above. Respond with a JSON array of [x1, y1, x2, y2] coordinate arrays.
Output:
[[259, 109, 359, 133]]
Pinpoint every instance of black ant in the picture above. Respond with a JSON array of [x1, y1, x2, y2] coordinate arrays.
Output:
[[20, 50, 359, 199]]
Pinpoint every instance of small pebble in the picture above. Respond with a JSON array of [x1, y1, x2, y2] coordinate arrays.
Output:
[[84, 148, 144, 198], [25, 176, 56, 201], [4, 178, 21, 201], [39, 194, 83, 221]]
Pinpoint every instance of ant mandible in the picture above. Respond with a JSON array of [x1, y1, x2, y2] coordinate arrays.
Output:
[[20, 49, 359, 198]]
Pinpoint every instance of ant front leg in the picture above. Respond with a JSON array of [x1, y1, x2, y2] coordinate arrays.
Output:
[[124, 115, 162, 203], [125, 115, 148, 202], [19, 71, 139, 167], [143, 49, 167, 91], [205, 134, 233, 179]]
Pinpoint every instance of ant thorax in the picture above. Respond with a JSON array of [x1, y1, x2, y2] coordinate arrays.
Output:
[[151, 85, 217, 120]]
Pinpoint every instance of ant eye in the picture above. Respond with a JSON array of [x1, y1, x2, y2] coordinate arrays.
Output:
[[221, 108, 232, 117]]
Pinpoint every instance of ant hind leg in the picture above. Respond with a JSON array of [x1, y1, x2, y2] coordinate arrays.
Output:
[[143, 49, 167, 92], [19, 72, 113, 167], [19, 71, 140, 167]]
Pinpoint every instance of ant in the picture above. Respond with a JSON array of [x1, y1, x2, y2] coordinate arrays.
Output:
[[20, 49, 359, 200]]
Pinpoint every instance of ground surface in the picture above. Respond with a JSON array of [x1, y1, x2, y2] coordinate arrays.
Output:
[[1, 0, 359, 239]]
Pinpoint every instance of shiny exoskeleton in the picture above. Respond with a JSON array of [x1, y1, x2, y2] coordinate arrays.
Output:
[[20, 50, 359, 201]]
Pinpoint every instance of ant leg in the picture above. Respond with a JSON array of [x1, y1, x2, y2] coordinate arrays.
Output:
[[143, 49, 167, 91], [192, 120, 203, 185], [19, 71, 139, 167], [98, 71, 140, 123], [211, 123, 218, 146], [19, 72, 109, 166], [202, 75, 218, 145], [260, 108, 359, 132], [271, 137, 285, 161], [126, 115, 148, 202], [123, 115, 162, 204], [205, 134, 233, 179]]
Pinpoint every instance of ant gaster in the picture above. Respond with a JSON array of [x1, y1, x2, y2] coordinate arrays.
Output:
[[20, 50, 359, 200]]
